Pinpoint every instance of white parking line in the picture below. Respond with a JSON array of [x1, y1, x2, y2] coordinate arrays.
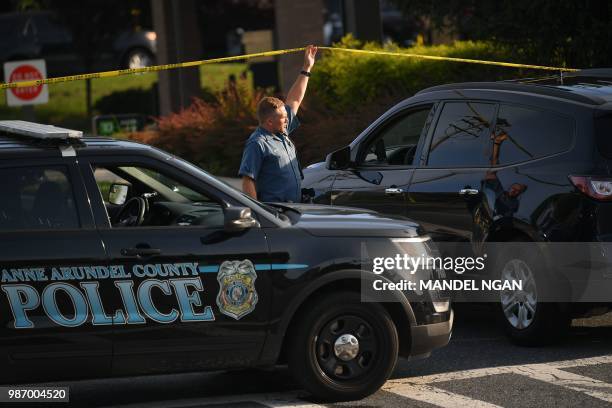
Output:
[[515, 365, 612, 403], [384, 383, 502, 408], [552, 355, 612, 368], [381, 354, 612, 408], [108, 355, 612, 408], [388, 354, 612, 386]]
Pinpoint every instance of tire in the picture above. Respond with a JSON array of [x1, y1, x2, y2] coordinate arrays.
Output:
[[288, 291, 398, 401], [492, 240, 570, 346]]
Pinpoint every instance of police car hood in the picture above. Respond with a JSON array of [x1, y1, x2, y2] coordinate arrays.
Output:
[[271, 203, 423, 238]]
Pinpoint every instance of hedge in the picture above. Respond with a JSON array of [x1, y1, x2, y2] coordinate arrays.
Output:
[[310, 35, 534, 111]]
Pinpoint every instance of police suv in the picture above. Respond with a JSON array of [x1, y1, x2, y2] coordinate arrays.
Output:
[[0, 121, 452, 401]]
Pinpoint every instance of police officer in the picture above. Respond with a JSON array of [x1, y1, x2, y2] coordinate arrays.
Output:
[[239, 45, 317, 202]]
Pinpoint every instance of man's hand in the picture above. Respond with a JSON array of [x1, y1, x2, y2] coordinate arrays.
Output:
[[493, 131, 508, 144], [286, 45, 318, 114], [242, 176, 257, 199], [303, 44, 317, 71]]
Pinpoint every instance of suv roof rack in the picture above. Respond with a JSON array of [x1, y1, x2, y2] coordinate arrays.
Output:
[[0, 120, 83, 157]]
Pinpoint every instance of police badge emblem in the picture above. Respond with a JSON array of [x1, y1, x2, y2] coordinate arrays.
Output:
[[216, 259, 259, 320]]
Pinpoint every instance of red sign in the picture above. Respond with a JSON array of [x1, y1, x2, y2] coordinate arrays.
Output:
[[9, 65, 44, 101]]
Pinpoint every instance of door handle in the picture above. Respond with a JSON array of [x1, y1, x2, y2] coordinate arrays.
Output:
[[121, 247, 161, 257], [459, 188, 480, 195], [385, 187, 405, 195]]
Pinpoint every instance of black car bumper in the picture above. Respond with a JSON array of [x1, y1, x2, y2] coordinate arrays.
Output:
[[408, 309, 453, 359]]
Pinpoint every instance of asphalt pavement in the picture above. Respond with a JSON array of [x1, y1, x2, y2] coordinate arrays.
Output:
[[31, 304, 612, 408]]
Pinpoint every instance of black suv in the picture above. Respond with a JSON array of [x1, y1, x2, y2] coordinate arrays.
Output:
[[303, 70, 612, 345], [0, 121, 451, 401]]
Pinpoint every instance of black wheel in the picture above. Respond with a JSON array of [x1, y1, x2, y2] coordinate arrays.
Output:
[[492, 240, 570, 346], [288, 291, 398, 401]]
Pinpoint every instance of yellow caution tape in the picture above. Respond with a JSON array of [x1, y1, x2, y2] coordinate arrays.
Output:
[[0, 45, 578, 90], [0, 47, 307, 90], [319, 47, 580, 73]]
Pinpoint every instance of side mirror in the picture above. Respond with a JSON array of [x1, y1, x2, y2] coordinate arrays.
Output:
[[325, 145, 352, 170], [109, 184, 129, 205], [224, 207, 260, 231]]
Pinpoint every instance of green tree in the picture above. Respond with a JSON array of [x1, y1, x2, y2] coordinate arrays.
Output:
[[389, 0, 612, 68]]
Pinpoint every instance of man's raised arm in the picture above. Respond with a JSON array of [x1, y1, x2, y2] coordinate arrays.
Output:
[[286, 45, 317, 115]]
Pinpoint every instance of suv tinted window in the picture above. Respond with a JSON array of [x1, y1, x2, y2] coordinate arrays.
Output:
[[427, 102, 496, 167], [360, 107, 431, 166], [493, 105, 574, 165], [0, 166, 79, 230]]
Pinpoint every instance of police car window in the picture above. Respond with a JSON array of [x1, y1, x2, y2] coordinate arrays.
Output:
[[427, 102, 497, 167], [93, 165, 223, 228], [492, 105, 574, 165], [0, 166, 79, 230], [361, 108, 431, 166], [94, 168, 131, 202]]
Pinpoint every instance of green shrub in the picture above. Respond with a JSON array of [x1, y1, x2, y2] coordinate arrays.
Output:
[[311, 35, 534, 111], [129, 79, 269, 176], [94, 86, 160, 116]]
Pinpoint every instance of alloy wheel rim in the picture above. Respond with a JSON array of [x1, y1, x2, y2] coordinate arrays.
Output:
[[500, 259, 537, 329]]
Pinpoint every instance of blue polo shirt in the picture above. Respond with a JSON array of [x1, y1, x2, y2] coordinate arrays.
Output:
[[238, 105, 302, 202]]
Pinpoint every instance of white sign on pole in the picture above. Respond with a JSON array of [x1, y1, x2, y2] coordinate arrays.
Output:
[[3, 59, 49, 107]]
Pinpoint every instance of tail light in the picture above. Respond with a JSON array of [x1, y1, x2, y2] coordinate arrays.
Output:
[[569, 176, 612, 201]]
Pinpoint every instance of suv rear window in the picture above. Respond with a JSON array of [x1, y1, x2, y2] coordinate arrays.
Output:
[[492, 105, 574, 165], [427, 102, 496, 167]]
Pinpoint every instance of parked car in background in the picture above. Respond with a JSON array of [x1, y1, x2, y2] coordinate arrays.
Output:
[[0, 11, 156, 80], [303, 69, 612, 345]]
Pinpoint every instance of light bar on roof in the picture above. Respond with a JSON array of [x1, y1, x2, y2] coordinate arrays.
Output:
[[0, 120, 82, 140]]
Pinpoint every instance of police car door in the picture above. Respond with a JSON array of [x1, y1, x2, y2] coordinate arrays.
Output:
[[0, 158, 111, 383], [80, 156, 271, 375]]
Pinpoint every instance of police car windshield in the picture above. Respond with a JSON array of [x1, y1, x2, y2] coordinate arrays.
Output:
[[120, 167, 207, 203]]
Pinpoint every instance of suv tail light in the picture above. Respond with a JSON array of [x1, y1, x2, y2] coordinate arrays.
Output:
[[569, 176, 612, 201]]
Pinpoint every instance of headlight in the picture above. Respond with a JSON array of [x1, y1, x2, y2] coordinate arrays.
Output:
[[389, 236, 433, 296]]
